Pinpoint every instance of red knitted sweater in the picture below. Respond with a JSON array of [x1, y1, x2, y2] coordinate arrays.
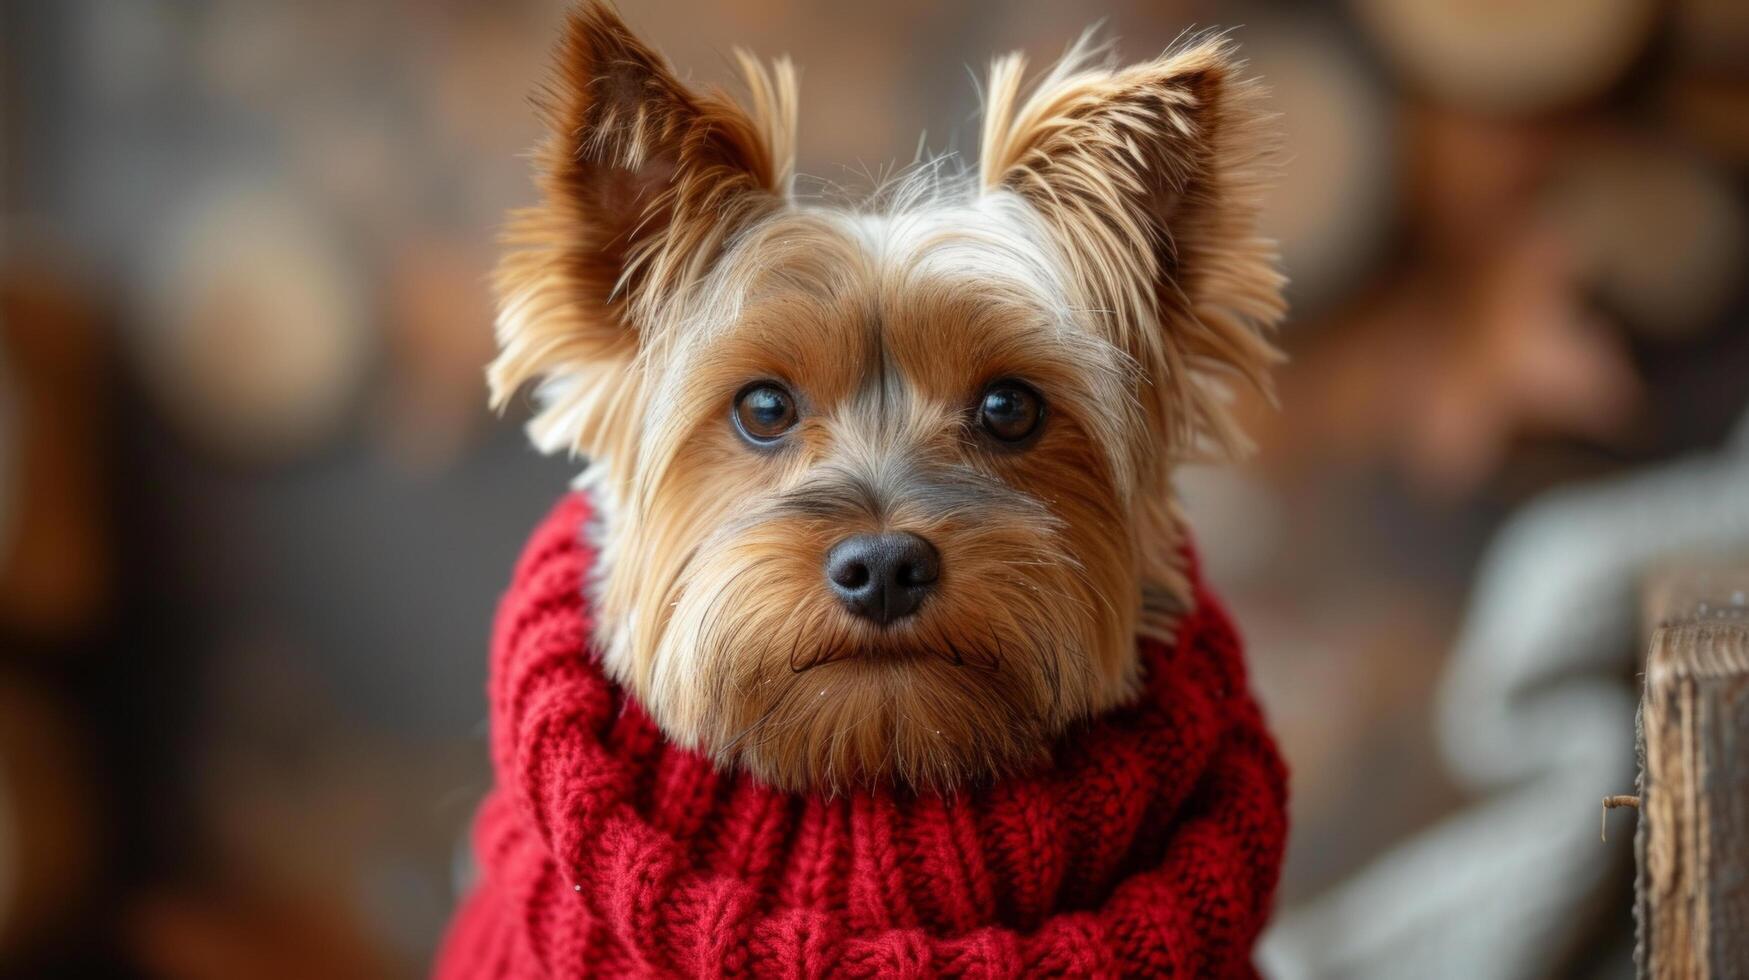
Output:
[[435, 494, 1287, 978]]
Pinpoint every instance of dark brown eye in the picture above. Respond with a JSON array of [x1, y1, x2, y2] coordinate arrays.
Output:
[[733, 382, 798, 445], [978, 381, 1044, 444]]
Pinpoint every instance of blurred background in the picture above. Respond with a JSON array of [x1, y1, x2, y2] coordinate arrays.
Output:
[[1, 0, 1745, 976]]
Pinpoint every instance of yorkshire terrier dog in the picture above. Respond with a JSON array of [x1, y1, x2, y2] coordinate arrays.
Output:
[[489, 3, 1282, 796], [442, 4, 1289, 973]]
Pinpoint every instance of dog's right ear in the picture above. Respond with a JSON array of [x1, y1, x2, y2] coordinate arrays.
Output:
[[489, 1, 796, 456]]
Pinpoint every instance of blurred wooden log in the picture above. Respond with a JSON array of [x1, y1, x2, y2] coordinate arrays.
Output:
[[1547, 141, 1747, 342], [1665, 76, 1749, 165], [0, 257, 110, 636], [1671, 0, 1749, 74], [1637, 561, 1749, 978], [0, 679, 96, 961], [1354, 0, 1658, 113], [139, 183, 372, 465], [1245, 17, 1395, 317]]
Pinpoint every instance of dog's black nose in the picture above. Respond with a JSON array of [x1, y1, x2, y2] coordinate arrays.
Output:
[[825, 532, 939, 626]]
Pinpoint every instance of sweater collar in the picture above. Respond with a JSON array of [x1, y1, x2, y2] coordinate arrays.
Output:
[[453, 493, 1286, 976]]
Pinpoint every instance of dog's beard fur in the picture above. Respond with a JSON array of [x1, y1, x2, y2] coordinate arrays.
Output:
[[632, 454, 1131, 793], [489, 3, 1285, 793]]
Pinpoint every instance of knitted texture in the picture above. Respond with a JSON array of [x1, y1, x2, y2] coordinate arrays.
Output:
[[435, 494, 1288, 978]]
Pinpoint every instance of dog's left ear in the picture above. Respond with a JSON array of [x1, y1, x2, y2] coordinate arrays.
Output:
[[490, 1, 796, 457], [981, 37, 1285, 457]]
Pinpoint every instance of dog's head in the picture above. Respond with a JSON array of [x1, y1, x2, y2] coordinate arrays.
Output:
[[490, 2, 1284, 793]]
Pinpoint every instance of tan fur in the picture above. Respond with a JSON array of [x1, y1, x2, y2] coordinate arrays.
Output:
[[488, 2, 1285, 793], [982, 32, 1286, 606]]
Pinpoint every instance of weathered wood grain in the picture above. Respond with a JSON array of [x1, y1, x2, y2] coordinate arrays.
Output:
[[1638, 562, 1749, 978]]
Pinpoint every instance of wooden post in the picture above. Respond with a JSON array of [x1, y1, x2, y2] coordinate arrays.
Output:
[[1638, 562, 1749, 977]]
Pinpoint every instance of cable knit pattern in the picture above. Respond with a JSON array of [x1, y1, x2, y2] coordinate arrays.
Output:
[[435, 494, 1287, 978]]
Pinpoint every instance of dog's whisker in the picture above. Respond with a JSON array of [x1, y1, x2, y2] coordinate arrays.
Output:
[[721, 696, 789, 756]]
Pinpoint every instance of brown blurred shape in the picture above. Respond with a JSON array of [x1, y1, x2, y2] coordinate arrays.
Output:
[[0, 255, 110, 635], [0, 680, 97, 962]]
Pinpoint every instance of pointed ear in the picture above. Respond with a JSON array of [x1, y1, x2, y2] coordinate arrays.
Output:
[[981, 36, 1285, 457], [489, 1, 797, 456]]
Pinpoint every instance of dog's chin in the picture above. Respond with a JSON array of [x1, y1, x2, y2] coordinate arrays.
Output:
[[627, 546, 1130, 793], [696, 641, 1072, 795]]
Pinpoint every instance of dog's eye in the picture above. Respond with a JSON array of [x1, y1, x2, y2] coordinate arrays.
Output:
[[733, 382, 799, 444], [978, 381, 1045, 444]]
